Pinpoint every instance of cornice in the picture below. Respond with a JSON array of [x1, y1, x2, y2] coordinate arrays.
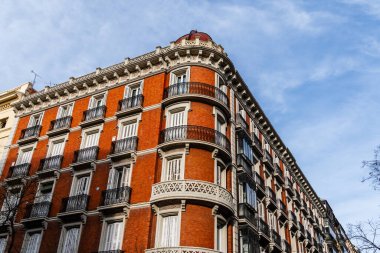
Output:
[[11, 36, 326, 216]]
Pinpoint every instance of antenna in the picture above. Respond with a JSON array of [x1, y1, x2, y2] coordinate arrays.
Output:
[[31, 70, 42, 85]]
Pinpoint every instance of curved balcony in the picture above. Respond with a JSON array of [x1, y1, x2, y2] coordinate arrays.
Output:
[[159, 125, 231, 158], [150, 180, 234, 213], [146, 247, 221, 253], [163, 82, 230, 116]]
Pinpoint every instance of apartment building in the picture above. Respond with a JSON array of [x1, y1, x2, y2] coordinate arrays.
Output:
[[0, 82, 33, 175], [0, 30, 356, 253]]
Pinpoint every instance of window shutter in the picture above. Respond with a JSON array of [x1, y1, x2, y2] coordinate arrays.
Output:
[[166, 158, 181, 181], [62, 227, 80, 253], [107, 169, 117, 190]]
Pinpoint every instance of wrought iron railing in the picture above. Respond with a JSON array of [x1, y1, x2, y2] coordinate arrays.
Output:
[[60, 194, 89, 212], [238, 203, 257, 226], [266, 186, 276, 203], [49, 116, 72, 131], [271, 229, 282, 248], [24, 201, 50, 218], [20, 125, 41, 139], [274, 164, 284, 180], [82, 105, 106, 122], [255, 172, 265, 190], [73, 146, 99, 163], [111, 137, 138, 154], [7, 163, 30, 178], [236, 113, 248, 131], [264, 150, 273, 166], [100, 186, 131, 206], [164, 82, 228, 107], [118, 94, 143, 112], [39, 155, 63, 171], [160, 125, 230, 152], [237, 153, 252, 176], [258, 218, 270, 238], [252, 134, 262, 153]]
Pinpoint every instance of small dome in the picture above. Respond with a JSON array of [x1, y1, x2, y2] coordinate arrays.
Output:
[[175, 30, 213, 43]]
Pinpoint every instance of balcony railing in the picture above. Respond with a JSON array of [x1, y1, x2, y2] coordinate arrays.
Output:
[[274, 164, 284, 182], [293, 191, 301, 206], [258, 218, 270, 238], [151, 180, 233, 212], [146, 247, 220, 253], [237, 153, 252, 176], [277, 199, 287, 214], [82, 105, 106, 122], [282, 239, 291, 253], [160, 125, 230, 152], [20, 125, 41, 140], [24, 201, 50, 219], [49, 116, 72, 131], [60, 194, 89, 212], [118, 94, 144, 112], [289, 210, 297, 223], [39, 155, 63, 172], [252, 134, 263, 156], [255, 172, 265, 191], [238, 203, 257, 226], [73, 146, 99, 164], [299, 222, 305, 235], [266, 186, 276, 203], [111, 137, 138, 154], [263, 150, 273, 168], [163, 82, 228, 107], [7, 163, 30, 178], [271, 229, 282, 248], [236, 113, 249, 131], [100, 186, 131, 206]]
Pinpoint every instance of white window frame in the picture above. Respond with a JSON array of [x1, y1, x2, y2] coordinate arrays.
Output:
[[27, 112, 44, 127], [15, 142, 37, 165], [35, 179, 56, 203], [124, 80, 144, 98], [169, 67, 190, 85], [56, 103, 74, 119], [107, 163, 133, 190], [213, 107, 227, 135], [47, 134, 68, 158], [160, 148, 186, 182], [214, 158, 227, 188], [57, 223, 83, 253], [80, 125, 103, 149], [214, 215, 228, 252], [215, 73, 227, 94], [69, 171, 93, 196], [98, 215, 125, 252], [117, 114, 141, 140], [164, 102, 191, 128], [88, 92, 107, 109], [21, 228, 43, 253], [154, 207, 181, 248]]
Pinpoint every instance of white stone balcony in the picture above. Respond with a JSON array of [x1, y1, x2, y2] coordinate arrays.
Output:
[[146, 247, 221, 253], [151, 180, 234, 212]]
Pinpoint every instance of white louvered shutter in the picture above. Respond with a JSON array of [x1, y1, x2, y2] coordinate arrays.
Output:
[[166, 158, 181, 181], [169, 110, 185, 127], [50, 140, 64, 157], [17, 149, 32, 165], [23, 233, 41, 253], [84, 132, 99, 148], [120, 121, 137, 139], [74, 176, 89, 195], [104, 221, 123, 250], [160, 215, 179, 247], [62, 227, 80, 253]]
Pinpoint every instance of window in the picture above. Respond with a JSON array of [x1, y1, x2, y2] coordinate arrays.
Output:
[[170, 68, 189, 85], [238, 104, 246, 118], [216, 74, 227, 94], [28, 114, 42, 127], [243, 183, 257, 209], [48, 138, 65, 157], [239, 228, 259, 253], [89, 94, 105, 109], [157, 214, 179, 247], [59, 226, 80, 253], [168, 109, 186, 128], [21, 231, 42, 253], [82, 130, 100, 148], [164, 157, 182, 181], [35, 181, 54, 203], [0, 236, 6, 253], [107, 165, 131, 189], [215, 163, 226, 188], [216, 218, 227, 252], [119, 120, 138, 139], [257, 201, 265, 219], [101, 220, 123, 251], [71, 174, 90, 196], [0, 118, 8, 129], [216, 114, 227, 135], [124, 83, 141, 98], [238, 137, 253, 162], [57, 104, 73, 119], [16, 148, 33, 165], [269, 212, 277, 232]]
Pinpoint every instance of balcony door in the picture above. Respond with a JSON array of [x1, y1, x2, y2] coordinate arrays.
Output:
[[72, 175, 90, 196], [28, 114, 42, 127], [16, 148, 33, 165], [107, 166, 131, 190], [35, 181, 54, 203], [57, 104, 73, 119], [60, 226, 80, 253], [164, 157, 182, 181], [158, 214, 179, 247], [119, 120, 137, 140], [22, 232, 41, 253], [125, 84, 141, 98], [89, 94, 105, 109], [48, 139, 65, 158], [102, 221, 123, 251], [82, 131, 99, 149]]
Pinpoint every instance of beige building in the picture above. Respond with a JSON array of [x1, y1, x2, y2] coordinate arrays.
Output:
[[0, 82, 33, 174]]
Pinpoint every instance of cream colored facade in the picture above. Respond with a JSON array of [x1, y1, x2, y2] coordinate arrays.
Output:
[[0, 82, 33, 174]]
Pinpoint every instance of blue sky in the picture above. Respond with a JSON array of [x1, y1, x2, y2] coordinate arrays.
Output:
[[1, 0, 379, 227]]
